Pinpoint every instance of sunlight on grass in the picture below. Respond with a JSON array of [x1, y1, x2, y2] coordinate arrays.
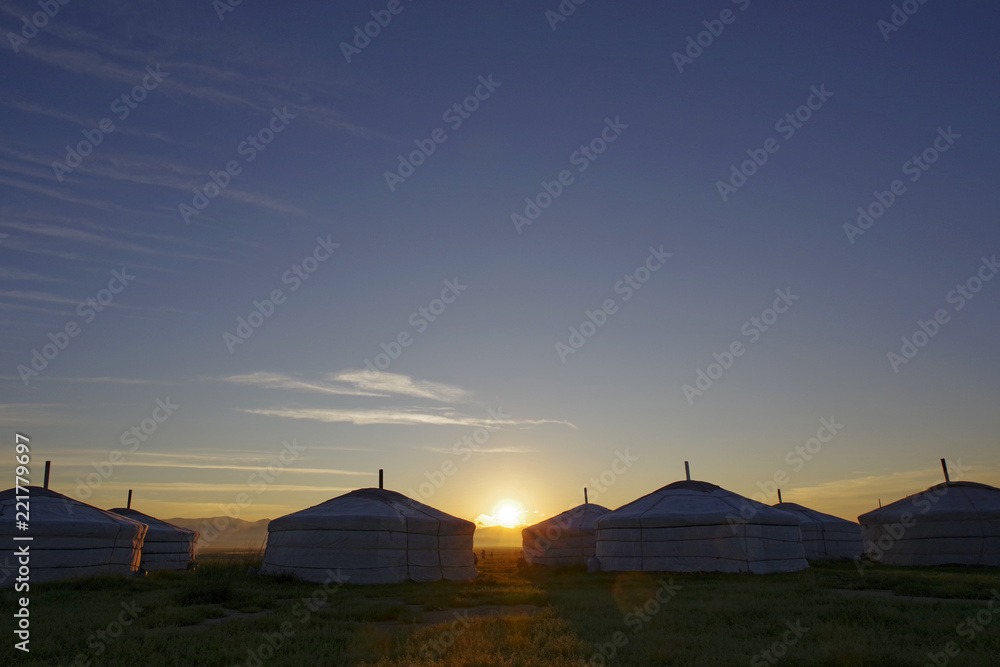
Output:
[[2, 553, 998, 666]]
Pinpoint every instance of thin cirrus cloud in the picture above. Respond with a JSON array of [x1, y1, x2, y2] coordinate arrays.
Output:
[[220, 371, 384, 398], [221, 370, 470, 403], [240, 406, 576, 430], [333, 370, 470, 403], [227, 371, 576, 428]]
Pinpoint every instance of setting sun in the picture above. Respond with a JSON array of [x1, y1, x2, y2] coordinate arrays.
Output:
[[474, 499, 529, 528]]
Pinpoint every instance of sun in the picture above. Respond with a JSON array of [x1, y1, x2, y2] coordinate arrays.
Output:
[[495, 502, 521, 528], [474, 499, 528, 528]]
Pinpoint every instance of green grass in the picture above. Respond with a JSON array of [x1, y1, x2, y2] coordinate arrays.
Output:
[[2, 552, 998, 666]]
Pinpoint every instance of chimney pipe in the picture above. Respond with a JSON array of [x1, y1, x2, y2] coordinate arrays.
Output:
[[940, 458, 950, 483], [43, 461, 51, 489], [379, 469, 383, 490], [127, 489, 133, 509], [584, 487, 588, 504], [684, 461, 691, 481]]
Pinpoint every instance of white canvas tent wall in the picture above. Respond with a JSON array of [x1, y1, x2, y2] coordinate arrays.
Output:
[[773, 502, 861, 561], [108, 508, 198, 571], [595, 480, 808, 574], [522, 503, 609, 567], [858, 481, 1000, 567], [0, 487, 146, 585], [261, 488, 476, 584]]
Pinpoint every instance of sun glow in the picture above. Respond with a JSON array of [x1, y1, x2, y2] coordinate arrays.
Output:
[[474, 499, 528, 528]]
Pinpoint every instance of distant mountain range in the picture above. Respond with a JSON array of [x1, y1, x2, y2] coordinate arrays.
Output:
[[165, 517, 524, 552], [166, 517, 269, 553]]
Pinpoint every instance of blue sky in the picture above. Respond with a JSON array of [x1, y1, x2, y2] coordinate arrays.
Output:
[[2, 0, 998, 525]]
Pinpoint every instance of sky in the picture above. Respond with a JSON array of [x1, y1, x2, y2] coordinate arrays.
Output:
[[1, 0, 998, 528]]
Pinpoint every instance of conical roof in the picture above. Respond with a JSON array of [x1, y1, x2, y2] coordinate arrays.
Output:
[[1, 486, 146, 538], [268, 488, 474, 534], [523, 503, 609, 539], [108, 508, 198, 541], [859, 481, 1000, 523], [597, 480, 801, 528], [774, 502, 858, 527]]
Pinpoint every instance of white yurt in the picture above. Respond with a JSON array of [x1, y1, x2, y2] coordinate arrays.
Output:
[[261, 487, 477, 584], [858, 481, 1000, 567], [595, 480, 808, 574], [773, 501, 861, 561], [108, 503, 198, 572], [0, 486, 147, 585], [522, 501, 609, 567]]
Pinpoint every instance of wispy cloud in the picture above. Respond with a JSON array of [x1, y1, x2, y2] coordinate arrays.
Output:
[[240, 406, 576, 429], [220, 372, 383, 397], [114, 462, 370, 476], [333, 370, 470, 403], [220, 370, 470, 403], [425, 446, 540, 455]]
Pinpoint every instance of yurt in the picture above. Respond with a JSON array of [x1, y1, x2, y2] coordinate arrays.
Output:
[[261, 487, 476, 584], [773, 502, 861, 561], [0, 486, 147, 585], [522, 501, 609, 567], [595, 480, 808, 574], [858, 481, 1000, 567], [108, 503, 198, 572]]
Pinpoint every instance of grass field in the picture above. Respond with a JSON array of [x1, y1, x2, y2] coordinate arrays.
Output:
[[3, 551, 999, 666]]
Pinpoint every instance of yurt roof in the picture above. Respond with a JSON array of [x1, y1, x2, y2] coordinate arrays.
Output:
[[597, 480, 800, 529], [0, 486, 146, 538], [268, 488, 475, 534], [522, 503, 609, 537], [108, 508, 197, 540], [858, 481, 1000, 523], [774, 502, 858, 526]]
